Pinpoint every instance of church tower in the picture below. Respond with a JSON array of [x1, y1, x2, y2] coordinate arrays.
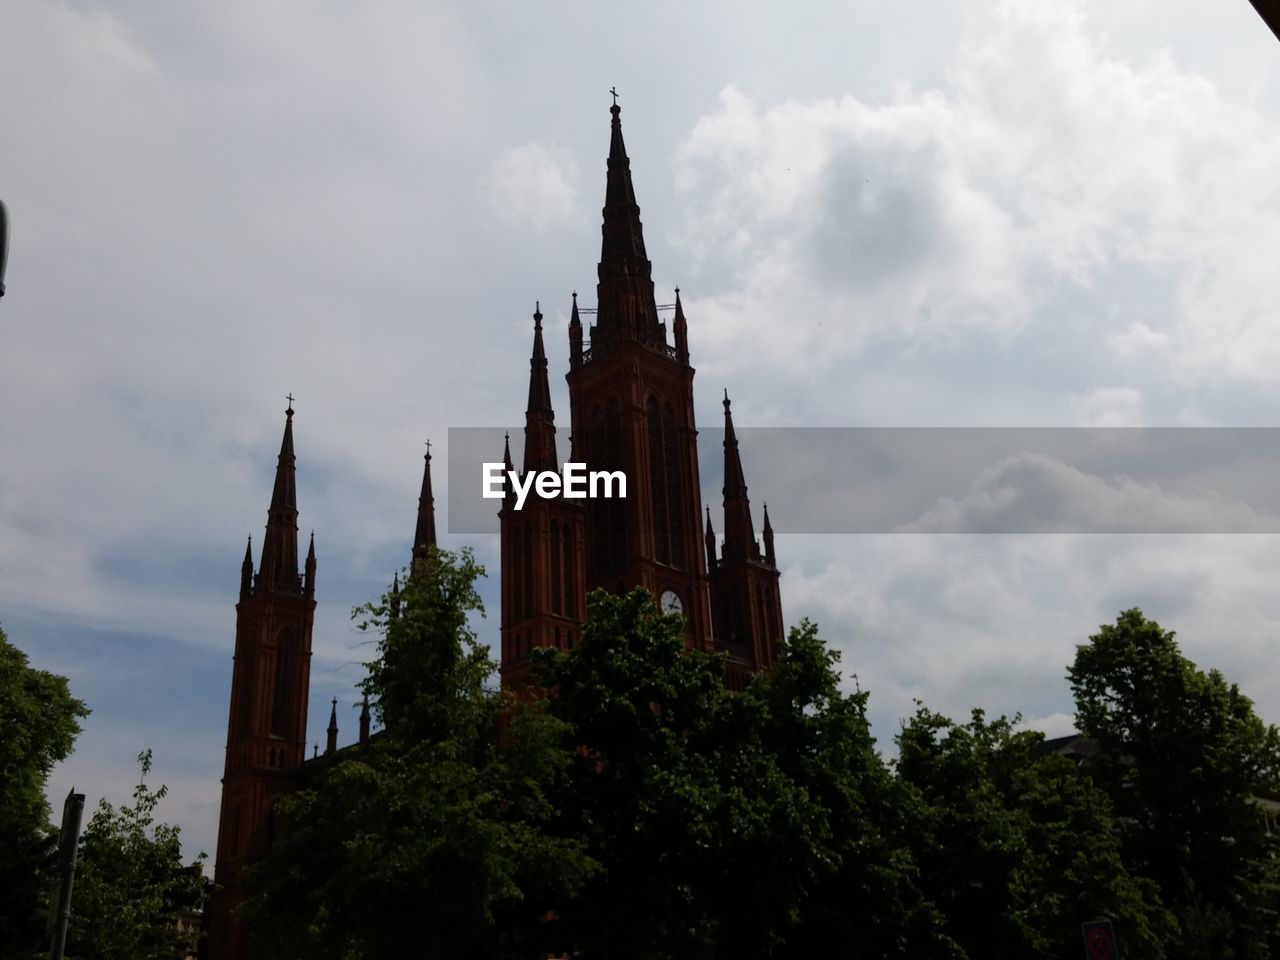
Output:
[[204, 403, 317, 960], [562, 99, 714, 649], [707, 392, 784, 690], [500, 305, 588, 689]]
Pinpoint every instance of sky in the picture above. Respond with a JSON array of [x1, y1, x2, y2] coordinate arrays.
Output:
[[3, 0, 1280, 862]]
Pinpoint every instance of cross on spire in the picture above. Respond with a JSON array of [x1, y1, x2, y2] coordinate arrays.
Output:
[[285, 392, 295, 413], [610, 86, 619, 107]]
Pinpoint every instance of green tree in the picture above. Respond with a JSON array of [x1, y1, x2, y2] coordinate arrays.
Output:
[[243, 548, 594, 959], [1069, 609, 1280, 959], [64, 750, 206, 960], [0, 625, 89, 959], [532, 594, 954, 959], [896, 706, 1170, 959]]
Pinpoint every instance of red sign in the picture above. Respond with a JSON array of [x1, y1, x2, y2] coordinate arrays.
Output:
[[1081, 920, 1118, 960]]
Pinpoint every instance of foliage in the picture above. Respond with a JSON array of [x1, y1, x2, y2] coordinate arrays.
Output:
[[896, 706, 1169, 959], [531, 594, 954, 959], [1069, 608, 1280, 959], [243, 548, 595, 959], [64, 750, 206, 960], [0, 625, 89, 959]]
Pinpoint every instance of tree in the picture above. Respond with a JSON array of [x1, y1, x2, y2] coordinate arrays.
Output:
[[1069, 608, 1280, 959], [532, 595, 955, 959], [243, 548, 594, 959], [64, 750, 206, 960], [896, 706, 1170, 959], [0, 625, 89, 959]]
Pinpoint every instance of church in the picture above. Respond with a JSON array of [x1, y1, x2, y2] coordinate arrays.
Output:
[[201, 99, 786, 960]]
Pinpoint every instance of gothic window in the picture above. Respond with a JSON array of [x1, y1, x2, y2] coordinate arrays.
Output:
[[522, 520, 534, 618], [663, 403, 685, 568], [648, 398, 670, 564], [565, 524, 576, 616], [551, 520, 562, 615], [271, 631, 292, 736], [512, 524, 524, 621]]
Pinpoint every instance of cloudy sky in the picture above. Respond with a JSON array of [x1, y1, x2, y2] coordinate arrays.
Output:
[[4, 0, 1280, 861]]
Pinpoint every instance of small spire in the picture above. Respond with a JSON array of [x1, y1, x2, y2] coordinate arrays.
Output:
[[673, 287, 689, 364], [524, 304, 558, 474], [313, 743, 318, 759], [704, 505, 718, 569], [569, 291, 583, 369], [239, 536, 253, 601], [763, 503, 776, 567], [502, 432, 516, 506], [390, 572, 401, 620], [258, 402, 301, 593], [326, 697, 338, 755], [721, 391, 758, 563], [412, 442, 437, 565], [359, 693, 371, 746], [304, 531, 317, 598]]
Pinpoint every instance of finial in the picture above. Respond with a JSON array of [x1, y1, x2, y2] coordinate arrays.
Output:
[[572, 289, 577, 301], [675, 286, 680, 297], [610, 86, 619, 108], [723, 388, 731, 408], [286, 392, 295, 416], [534, 301, 542, 325], [425, 438, 432, 459], [312, 743, 318, 758], [332, 696, 337, 707]]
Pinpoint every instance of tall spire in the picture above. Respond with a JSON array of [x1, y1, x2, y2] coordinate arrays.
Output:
[[595, 95, 661, 348], [412, 442, 437, 564], [602, 95, 647, 264], [523, 304, 558, 474], [258, 401, 301, 593], [326, 698, 338, 755], [721, 391, 758, 563], [359, 693, 371, 746]]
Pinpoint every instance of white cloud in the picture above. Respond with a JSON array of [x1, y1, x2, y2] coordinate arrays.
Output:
[[1069, 386, 1144, 426], [481, 142, 583, 230], [903, 451, 1278, 533]]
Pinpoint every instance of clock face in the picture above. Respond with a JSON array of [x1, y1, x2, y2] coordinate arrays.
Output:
[[659, 589, 683, 615]]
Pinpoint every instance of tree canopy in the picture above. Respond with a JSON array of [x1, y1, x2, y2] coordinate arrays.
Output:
[[241, 570, 1280, 959], [0, 625, 89, 958]]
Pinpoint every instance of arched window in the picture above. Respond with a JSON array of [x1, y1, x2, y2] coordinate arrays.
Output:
[[271, 631, 293, 736], [663, 403, 685, 568], [551, 520, 562, 616], [648, 398, 670, 564]]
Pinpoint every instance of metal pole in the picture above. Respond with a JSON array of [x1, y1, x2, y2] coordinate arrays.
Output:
[[0, 199, 9, 298], [49, 788, 85, 960]]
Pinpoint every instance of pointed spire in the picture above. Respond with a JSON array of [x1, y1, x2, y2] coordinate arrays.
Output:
[[763, 502, 776, 567], [673, 287, 689, 365], [412, 442, 437, 565], [359, 693, 371, 746], [704, 505, 718, 569], [523, 304, 559, 474], [390, 572, 401, 620], [239, 536, 253, 601], [721, 391, 758, 562], [258, 401, 301, 593], [326, 697, 338, 755], [502, 432, 516, 507], [569, 290, 583, 370], [304, 532, 317, 598], [596, 95, 660, 348]]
